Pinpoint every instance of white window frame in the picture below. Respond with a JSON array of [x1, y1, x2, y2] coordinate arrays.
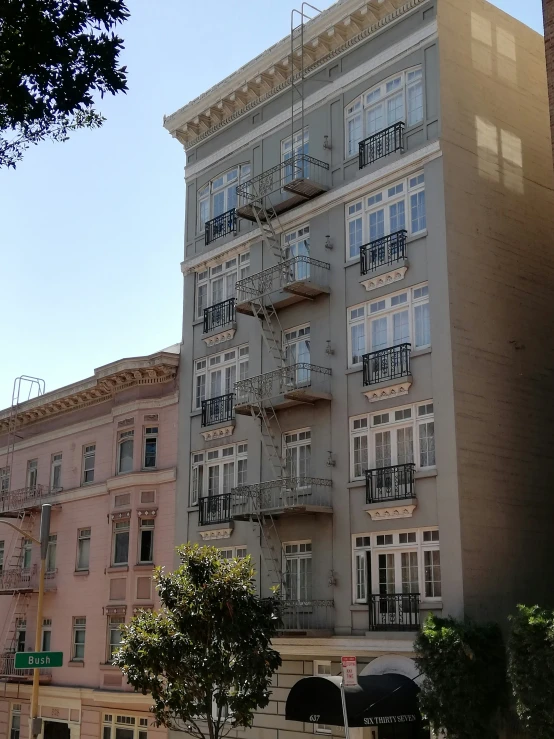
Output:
[[143, 426, 158, 469], [283, 540, 312, 601], [195, 251, 250, 319], [190, 443, 248, 504], [344, 67, 424, 158], [284, 324, 311, 386], [10, 704, 21, 739], [345, 173, 426, 261], [41, 618, 52, 652], [313, 661, 333, 734], [349, 401, 435, 481], [219, 546, 248, 559], [76, 528, 91, 571], [103, 713, 149, 739], [281, 128, 309, 163], [112, 520, 130, 566], [117, 430, 134, 475], [197, 164, 251, 233], [138, 519, 155, 564], [50, 453, 62, 490], [26, 459, 37, 488], [352, 527, 440, 604], [107, 616, 125, 663], [0, 466, 9, 493], [283, 428, 311, 480], [0, 539, 4, 573], [82, 444, 95, 484], [193, 345, 249, 410], [72, 617, 86, 661], [347, 283, 430, 367], [46, 534, 57, 573]]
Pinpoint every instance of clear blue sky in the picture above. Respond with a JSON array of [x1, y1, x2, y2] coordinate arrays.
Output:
[[0, 0, 543, 408]]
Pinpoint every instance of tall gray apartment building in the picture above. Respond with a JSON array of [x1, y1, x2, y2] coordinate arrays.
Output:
[[164, 0, 554, 734]]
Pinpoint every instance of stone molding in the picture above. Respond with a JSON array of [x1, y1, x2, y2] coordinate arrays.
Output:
[[361, 266, 408, 291], [201, 424, 235, 441], [363, 379, 412, 402], [199, 528, 233, 541], [365, 502, 417, 520], [203, 327, 236, 347]]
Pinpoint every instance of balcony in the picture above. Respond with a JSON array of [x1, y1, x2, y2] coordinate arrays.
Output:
[[0, 565, 57, 595], [278, 599, 334, 635], [201, 394, 235, 427], [198, 493, 232, 526], [236, 256, 330, 315], [203, 298, 236, 334], [0, 485, 63, 514], [362, 344, 412, 402], [0, 653, 52, 683], [368, 593, 420, 631], [366, 463, 415, 503], [205, 208, 237, 246], [234, 364, 331, 414], [232, 477, 332, 520], [359, 122, 404, 170], [236, 155, 329, 222], [360, 230, 408, 276]]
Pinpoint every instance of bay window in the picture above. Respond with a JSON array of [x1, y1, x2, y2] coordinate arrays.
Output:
[[345, 68, 424, 157], [349, 401, 435, 481], [193, 345, 249, 410], [190, 443, 247, 505], [197, 164, 251, 232], [348, 284, 430, 367], [352, 528, 440, 604], [346, 173, 426, 260], [195, 251, 250, 319]]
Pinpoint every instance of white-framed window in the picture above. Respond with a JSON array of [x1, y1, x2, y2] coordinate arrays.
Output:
[[313, 661, 333, 734], [284, 223, 310, 264], [350, 401, 435, 480], [138, 519, 154, 564], [82, 444, 95, 484], [0, 540, 4, 573], [352, 528, 440, 603], [41, 618, 52, 651], [118, 430, 134, 474], [346, 173, 426, 260], [284, 429, 311, 479], [281, 128, 309, 183], [50, 453, 62, 490], [10, 704, 21, 739], [347, 283, 430, 366], [195, 251, 250, 318], [112, 520, 130, 566], [15, 619, 26, 652], [190, 443, 248, 505], [345, 67, 423, 157], [103, 714, 149, 739], [283, 541, 312, 601], [197, 164, 251, 232], [284, 324, 311, 385], [193, 345, 249, 410], [76, 528, 91, 571], [22, 540, 32, 570], [26, 459, 37, 488], [72, 617, 86, 661], [107, 616, 125, 662], [0, 466, 9, 493], [46, 534, 57, 573], [143, 427, 158, 469], [219, 546, 248, 559]]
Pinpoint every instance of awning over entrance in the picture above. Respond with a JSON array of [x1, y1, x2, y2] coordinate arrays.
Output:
[[285, 673, 420, 728]]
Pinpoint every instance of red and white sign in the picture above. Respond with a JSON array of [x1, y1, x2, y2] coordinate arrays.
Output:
[[341, 656, 358, 686]]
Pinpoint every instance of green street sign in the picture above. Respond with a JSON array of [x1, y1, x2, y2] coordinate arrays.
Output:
[[15, 651, 63, 669]]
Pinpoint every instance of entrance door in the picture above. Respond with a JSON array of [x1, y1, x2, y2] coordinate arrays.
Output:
[[44, 721, 70, 739]]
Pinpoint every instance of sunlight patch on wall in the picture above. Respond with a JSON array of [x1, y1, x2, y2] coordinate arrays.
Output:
[[475, 116, 523, 194]]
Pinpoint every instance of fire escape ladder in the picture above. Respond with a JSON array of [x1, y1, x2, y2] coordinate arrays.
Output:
[[251, 298, 286, 366], [250, 198, 287, 262]]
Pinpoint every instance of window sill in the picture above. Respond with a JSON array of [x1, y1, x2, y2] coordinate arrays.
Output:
[[350, 604, 369, 611], [190, 409, 202, 417], [107, 565, 129, 573], [187, 505, 199, 512], [410, 346, 431, 358], [420, 601, 442, 610], [74, 570, 89, 577], [415, 468, 437, 479], [345, 366, 362, 375], [407, 230, 427, 243], [347, 481, 365, 489], [68, 660, 85, 668], [193, 318, 204, 327], [99, 663, 120, 671], [134, 563, 155, 571]]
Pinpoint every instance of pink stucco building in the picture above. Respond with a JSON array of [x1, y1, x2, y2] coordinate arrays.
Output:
[[0, 347, 179, 739]]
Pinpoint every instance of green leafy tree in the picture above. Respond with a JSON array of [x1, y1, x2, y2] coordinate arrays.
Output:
[[113, 544, 282, 739], [0, 0, 129, 168], [508, 604, 554, 739], [414, 614, 507, 739]]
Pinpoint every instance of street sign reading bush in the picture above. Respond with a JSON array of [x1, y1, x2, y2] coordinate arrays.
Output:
[[15, 651, 63, 668]]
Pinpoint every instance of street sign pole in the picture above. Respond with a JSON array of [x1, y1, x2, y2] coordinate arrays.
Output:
[[31, 504, 51, 739], [340, 680, 350, 739], [341, 656, 357, 739]]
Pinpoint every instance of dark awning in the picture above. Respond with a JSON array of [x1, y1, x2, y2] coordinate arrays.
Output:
[[285, 673, 420, 728]]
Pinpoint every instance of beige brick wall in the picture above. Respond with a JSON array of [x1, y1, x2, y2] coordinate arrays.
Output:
[[543, 0, 554, 161]]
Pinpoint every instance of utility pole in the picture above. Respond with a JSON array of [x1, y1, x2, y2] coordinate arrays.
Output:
[[0, 504, 51, 739]]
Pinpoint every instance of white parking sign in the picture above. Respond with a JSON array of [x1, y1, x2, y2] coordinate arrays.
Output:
[[341, 656, 357, 686]]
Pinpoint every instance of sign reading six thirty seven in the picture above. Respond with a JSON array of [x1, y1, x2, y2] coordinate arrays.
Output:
[[15, 652, 63, 669]]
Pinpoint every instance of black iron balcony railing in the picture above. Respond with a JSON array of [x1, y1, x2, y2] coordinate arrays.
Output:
[[366, 463, 415, 503], [198, 493, 232, 525], [360, 230, 408, 275], [205, 209, 237, 246], [362, 343, 411, 386], [201, 393, 235, 427], [368, 593, 420, 631], [359, 122, 405, 169], [203, 298, 236, 334], [278, 599, 334, 632]]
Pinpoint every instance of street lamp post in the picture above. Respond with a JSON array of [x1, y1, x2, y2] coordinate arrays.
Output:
[[0, 503, 51, 739]]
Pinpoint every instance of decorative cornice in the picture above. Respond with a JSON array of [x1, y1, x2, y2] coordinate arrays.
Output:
[[203, 326, 236, 347], [111, 510, 131, 521], [361, 265, 407, 291], [106, 467, 176, 492], [199, 528, 233, 541], [201, 424, 235, 441], [364, 379, 412, 402], [0, 350, 179, 434], [137, 508, 158, 518], [105, 605, 127, 616], [164, 0, 428, 151], [365, 502, 417, 519]]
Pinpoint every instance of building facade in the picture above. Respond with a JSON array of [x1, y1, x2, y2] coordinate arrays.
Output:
[[543, 0, 554, 159], [0, 348, 179, 739], [165, 0, 554, 735]]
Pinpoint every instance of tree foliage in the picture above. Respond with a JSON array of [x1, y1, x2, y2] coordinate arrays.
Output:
[[508, 604, 554, 739], [414, 614, 507, 739], [113, 544, 282, 739], [0, 0, 129, 168]]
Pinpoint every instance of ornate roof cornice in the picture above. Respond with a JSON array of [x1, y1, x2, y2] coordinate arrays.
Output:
[[0, 349, 180, 433], [163, 0, 426, 151]]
